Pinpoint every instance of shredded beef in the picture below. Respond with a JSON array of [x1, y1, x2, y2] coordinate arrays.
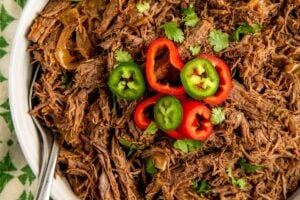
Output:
[[29, 0, 300, 199]]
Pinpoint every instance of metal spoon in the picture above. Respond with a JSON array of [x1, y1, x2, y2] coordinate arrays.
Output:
[[29, 65, 59, 200]]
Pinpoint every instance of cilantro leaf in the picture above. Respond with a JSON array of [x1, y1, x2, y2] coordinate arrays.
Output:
[[61, 73, 73, 89], [119, 138, 146, 157], [173, 139, 204, 153], [160, 21, 185, 43], [146, 158, 158, 175], [143, 121, 158, 135], [210, 107, 225, 125], [192, 180, 211, 196], [237, 158, 264, 174], [208, 29, 229, 52], [114, 49, 134, 63], [136, 2, 150, 13], [226, 168, 247, 190], [181, 4, 199, 27], [189, 45, 201, 56], [231, 23, 262, 41], [119, 138, 132, 148], [236, 178, 247, 189]]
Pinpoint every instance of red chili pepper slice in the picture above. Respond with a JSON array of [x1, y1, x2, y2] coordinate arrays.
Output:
[[146, 38, 185, 95], [178, 100, 213, 141], [134, 94, 186, 139], [164, 130, 185, 139], [197, 54, 232, 105], [134, 94, 163, 129]]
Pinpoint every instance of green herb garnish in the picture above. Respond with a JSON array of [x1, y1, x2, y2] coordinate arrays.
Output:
[[143, 122, 158, 135], [160, 21, 185, 43], [226, 168, 247, 190], [119, 138, 146, 157], [173, 139, 204, 153], [181, 4, 199, 27], [146, 158, 158, 175], [136, 2, 150, 13], [114, 49, 134, 63], [189, 45, 201, 56], [237, 158, 264, 174], [210, 107, 225, 125], [192, 180, 211, 196], [208, 29, 229, 52], [231, 23, 262, 41]]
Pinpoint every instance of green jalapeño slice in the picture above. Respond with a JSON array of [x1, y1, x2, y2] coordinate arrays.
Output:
[[108, 62, 145, 100], [180, 58, 219, 100], [154, 95, 183, 131]]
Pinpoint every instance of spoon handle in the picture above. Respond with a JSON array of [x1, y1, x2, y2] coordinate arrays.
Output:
[[34, 121, 59, 200]]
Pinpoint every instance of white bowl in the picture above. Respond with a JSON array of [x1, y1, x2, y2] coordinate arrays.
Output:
[[8, 0, 78, 199], [8, 0, 300, 200]]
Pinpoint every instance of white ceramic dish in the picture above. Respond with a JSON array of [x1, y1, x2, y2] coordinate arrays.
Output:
[[8, 0, 300, 200], [8, 0, 78, 199]]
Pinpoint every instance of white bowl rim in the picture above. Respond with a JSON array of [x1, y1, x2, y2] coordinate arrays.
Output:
[[8, 0, 78, 199]]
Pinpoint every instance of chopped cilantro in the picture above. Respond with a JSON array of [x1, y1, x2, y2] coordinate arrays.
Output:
[[136, 2, 150, 13], [143, 122, 158, 135], [192, 180, 211, 196], [160, 21, 185, 43], [208, 29, 229, 52], [189, 45, 201, 56], [226, 168, 247, 190], [231, 23, 262, 41], [181, 4, 199, 27], [210, 107, 225, 125], [237, 158, 264, 174], [173, 139, 204, 153], [60, 73, 72, 89], [119, 138, 146, 157], [146, 158, 158, 175], [114, 49, 134, 63]]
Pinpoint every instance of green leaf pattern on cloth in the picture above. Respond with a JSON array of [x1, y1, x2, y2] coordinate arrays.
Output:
[[0, 0, 39, 199], [17, 190, 34, 200], [14, 0, 26, 8], [18, 165, 35, 185], [0, 5, 15, 31]]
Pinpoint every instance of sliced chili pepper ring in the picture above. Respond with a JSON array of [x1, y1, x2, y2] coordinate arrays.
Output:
[[108, 62, 145, 100], [197, 54, 232, 105], [134, 94, 163, 129], [180, 58, 219, 100], [164, 130, 185, 139], [146, 38, 185, 95], [178, 100, 213, 141], [154, 95, 183, 131]]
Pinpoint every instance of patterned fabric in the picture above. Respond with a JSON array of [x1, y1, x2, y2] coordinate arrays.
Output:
[[0, 0, 38, 199]]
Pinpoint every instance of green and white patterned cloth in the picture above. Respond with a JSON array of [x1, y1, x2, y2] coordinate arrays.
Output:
[[0, 0, 37, 199]]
